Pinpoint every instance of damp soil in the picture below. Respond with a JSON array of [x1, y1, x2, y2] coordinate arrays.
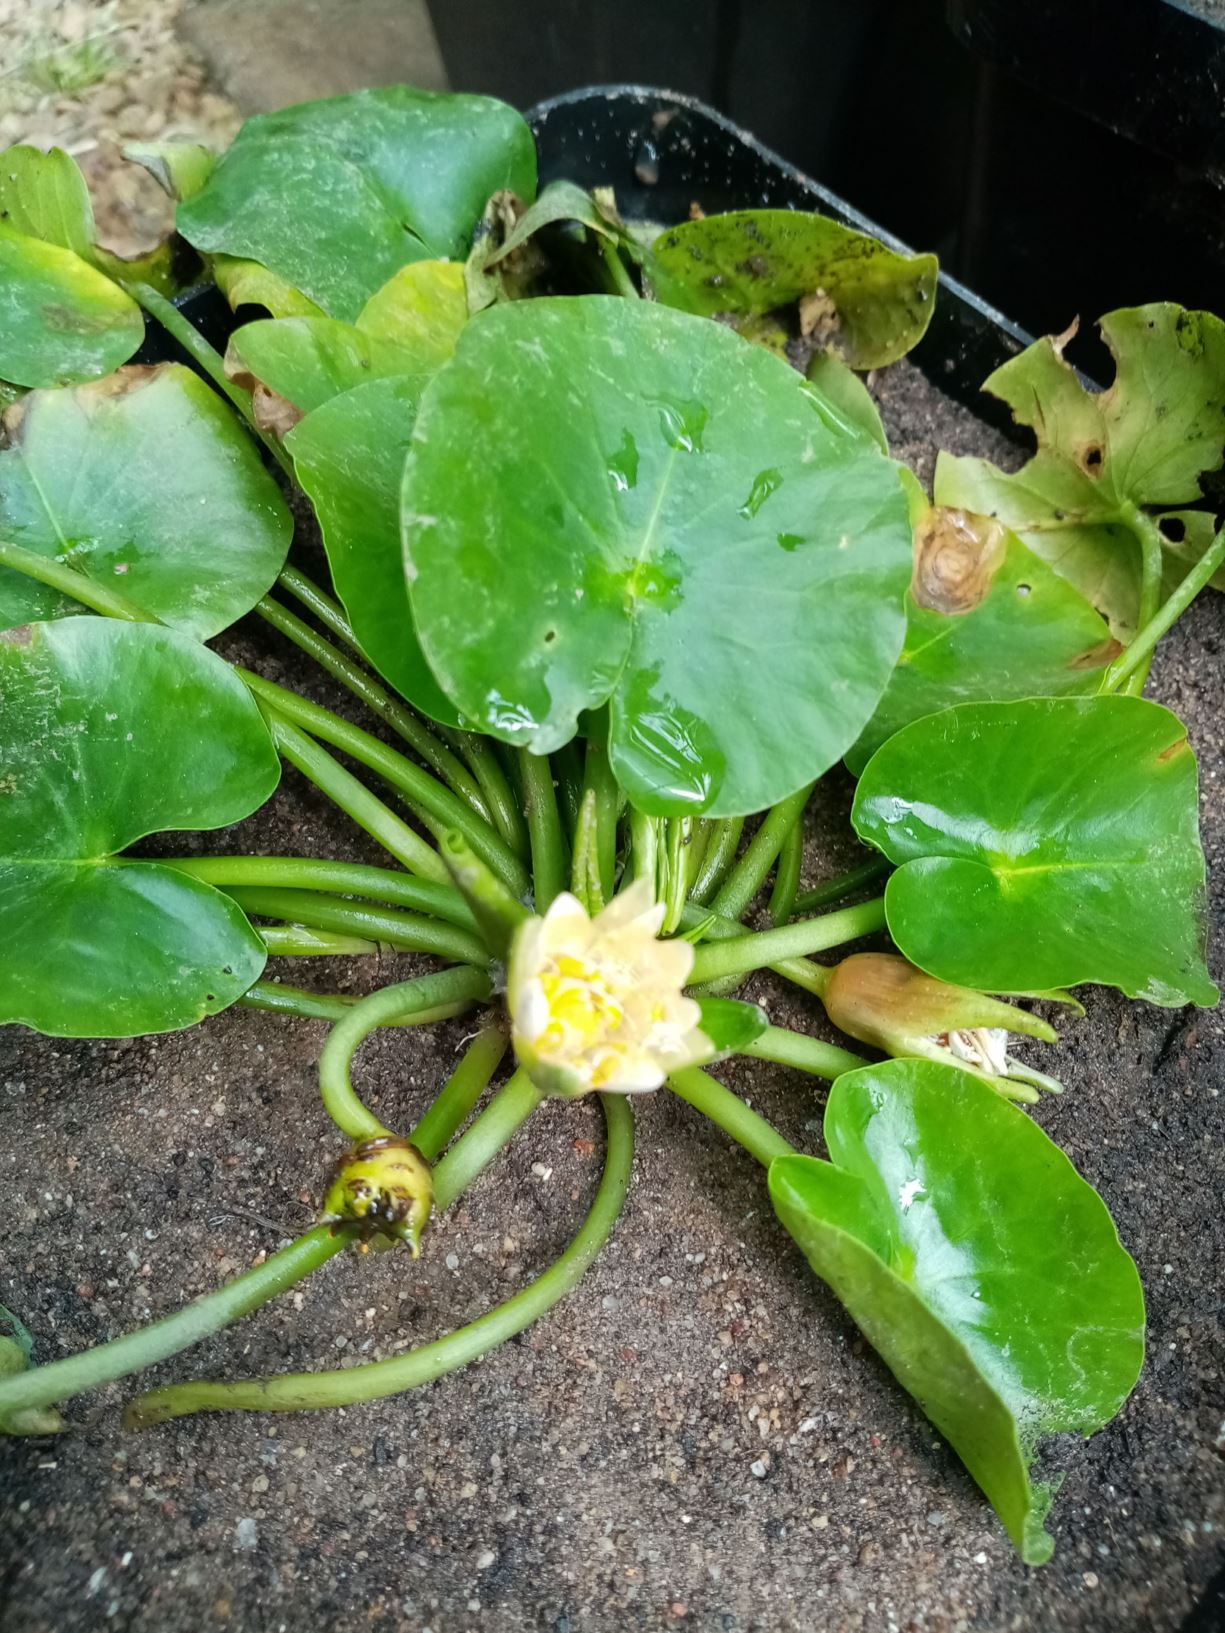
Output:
[[1, 360, 1222, 1633]]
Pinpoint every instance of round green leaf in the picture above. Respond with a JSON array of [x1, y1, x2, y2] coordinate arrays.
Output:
[[0, 363, 292, 638], [845, 506, 1115, 773], [649, 209, 938, 369], [770, 1058, 1145, 1564], [286, 375, 458, 725], [0, 144, 95, 258], [0, 224, 143, 388], [852, 695, 1218, 1006], [227, 316, 435, 417], [177, 87, 537, 321], [403, 297, 912, 818], [0, 618, 279, 1037]]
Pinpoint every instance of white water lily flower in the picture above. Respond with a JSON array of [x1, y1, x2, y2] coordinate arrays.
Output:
[[508, 880, 712, 1096]]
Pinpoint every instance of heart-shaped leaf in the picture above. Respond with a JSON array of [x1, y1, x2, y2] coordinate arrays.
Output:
[[0, 363, 292, 638], [403, 297, 912, 818], [226, 261, 467, 419], [0, 618, 279, 1037], [649, 209, 938, 369], [177, 87, 537, 321], [770, 1058, 1145, 1564], [845, 506, 1116, 772], [0, 144, 95, 259], [852, 695, 1217, 1006], [0, 224, 143, 388], [286, 374, 458, 725], [934, 306, 1225, 639]]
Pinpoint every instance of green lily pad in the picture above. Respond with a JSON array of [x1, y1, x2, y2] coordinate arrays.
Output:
[[0, 618, 279, 1037], [177, 87, 537, 321], [845, 506, 1116, 772], [0, 363, 292, 637], [286, 374, 459, 725], [404, 297, 912, 818], [226, 261, 467, 419], [649, 209, 938, 369], [934, 306, 1225, 639], [0, 144, 95, 259], [852, 695, 1217, 1006], [770, 1058, 1144, 1564], [0, 224, 143, 388]]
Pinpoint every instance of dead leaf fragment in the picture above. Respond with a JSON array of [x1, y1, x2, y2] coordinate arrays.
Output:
[[911, 507, 1007, 614]]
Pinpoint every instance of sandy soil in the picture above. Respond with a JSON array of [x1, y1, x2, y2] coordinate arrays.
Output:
[[0, 359, 1222, 1633]]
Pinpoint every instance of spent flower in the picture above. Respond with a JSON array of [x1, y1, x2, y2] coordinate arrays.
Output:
[[320, 1135, 433, 1253], [823, 952, 1062, 1103], [509, 880, 711, 1096]]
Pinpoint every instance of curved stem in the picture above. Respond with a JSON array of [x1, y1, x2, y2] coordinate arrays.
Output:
[[768, 814, 804, 926], [164, 856, 474, 930], [275, 564, 363, 652], [668, 1067, 794, 1167], [255, 595, 489, 818], [519, 749, 567, 909], [239, 982, 375, 1023], [318, 967, 493, 1141], [688, 897, 886, 988], [260, 706, 449, 884], [1103, 522, 1225, 694], [0, 1225, 357, 1421], [245, 668, 527, 896], [123, 280, 295, 479], [629, 808, 660, 892], [440, 830, 529, 959], [0, 538, 155, 622], [409, 1021, 509, 1162], [740, 1025, 866, 1079], [791, 857, 890, 917], [601, 240, 641, 299], [431, 1069, 544, 1209], [713, 784, 814, 922], [1117, 501, 1166, 695], [123, 1094, 633, 1425], [229, 886, 489, 967]]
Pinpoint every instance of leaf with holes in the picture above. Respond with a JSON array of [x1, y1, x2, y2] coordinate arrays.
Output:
[[0, 225, 143, 388], [770, 1058, 1144, 1564], [934, 305, 1225, 639], [0, 618, 279, 1037], [177, 87, 536, 321], [286, 374, 459, 725], [0, 363, 292, 637], [649, 209, 938, 369], [845, 505, 1116, 772], [403, 297, 913, 818], [852, 695, 1217, 1006]]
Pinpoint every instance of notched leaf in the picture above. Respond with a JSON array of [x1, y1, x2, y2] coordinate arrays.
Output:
[[911, 507, 1006, 614]]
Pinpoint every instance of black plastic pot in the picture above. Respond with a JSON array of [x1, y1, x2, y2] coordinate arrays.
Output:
[[151, 85, 1032, 436]]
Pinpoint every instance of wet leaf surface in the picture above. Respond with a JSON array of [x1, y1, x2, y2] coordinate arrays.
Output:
[[0, 618, 279, 1036], [403, 297, 913, 817], [852, 695, 1217, 1006], [177, 88, 536, 320], [0, 364, 292, 637], [770, 1058, 1145, 1564]]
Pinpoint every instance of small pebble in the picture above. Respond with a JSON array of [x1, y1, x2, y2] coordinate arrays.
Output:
[[475, 1549, 496, 1571], [1083, 1571, 1100, 1589], [445, 1252, 460, 1271], [235, 1518, 258, 1552], [750, 1458, 768, 1479]]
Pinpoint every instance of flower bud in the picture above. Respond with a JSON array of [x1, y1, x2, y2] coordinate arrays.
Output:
[[823, 953, 1062, 1103], [320, 1136, 433, 1254]]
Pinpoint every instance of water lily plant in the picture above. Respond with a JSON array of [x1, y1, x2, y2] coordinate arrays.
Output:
[[0, 84, 1220, 1570]]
